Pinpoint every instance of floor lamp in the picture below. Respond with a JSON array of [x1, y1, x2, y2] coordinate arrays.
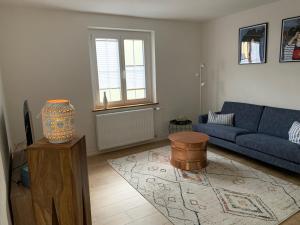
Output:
[[199, 64, 206, 115]]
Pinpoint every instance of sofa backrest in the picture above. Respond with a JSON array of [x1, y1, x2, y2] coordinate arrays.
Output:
[[258, 106, 300, 139], [221, 101, 264, 132]]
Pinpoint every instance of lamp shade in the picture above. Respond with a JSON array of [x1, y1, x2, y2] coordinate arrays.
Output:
[[42, 99, 75, 143]]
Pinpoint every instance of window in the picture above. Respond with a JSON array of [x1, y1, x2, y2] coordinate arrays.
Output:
[[89, 29, 156, 109]]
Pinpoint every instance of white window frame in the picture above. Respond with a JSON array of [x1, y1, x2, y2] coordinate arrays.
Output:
[[89, 28, 156, 109]]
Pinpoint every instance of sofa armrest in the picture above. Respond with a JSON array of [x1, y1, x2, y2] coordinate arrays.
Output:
[[198, 112, 221, 123]]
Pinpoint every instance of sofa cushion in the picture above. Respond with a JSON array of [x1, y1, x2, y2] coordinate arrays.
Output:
[[193, 124, 250, 142], [258, 106, 300, 139], [289, 121, 300, 144], [221, 101, 264, 132], [207, 111, 234, 126], [236, 133, 300, 164]]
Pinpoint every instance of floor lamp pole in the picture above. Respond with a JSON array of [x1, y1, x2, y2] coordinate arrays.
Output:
[[199, 64, 205, 115]]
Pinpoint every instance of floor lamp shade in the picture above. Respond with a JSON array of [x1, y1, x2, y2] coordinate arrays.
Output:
[[42, 99, 75, 143]]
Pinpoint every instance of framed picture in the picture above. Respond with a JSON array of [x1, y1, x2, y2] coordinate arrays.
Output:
[[280, 16, 300, 63], [239, 23, 268, 65]]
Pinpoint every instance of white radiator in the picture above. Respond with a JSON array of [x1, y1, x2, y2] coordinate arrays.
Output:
[[96, 108, 155, 151]]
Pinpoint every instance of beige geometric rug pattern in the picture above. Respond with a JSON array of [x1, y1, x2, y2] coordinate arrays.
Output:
[[108, 146, 300, 225]]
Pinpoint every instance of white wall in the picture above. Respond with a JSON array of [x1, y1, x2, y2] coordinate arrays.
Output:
[[201, 0, 300, 113], [0, 67, 12, 225], [0, 7, 202, 154]]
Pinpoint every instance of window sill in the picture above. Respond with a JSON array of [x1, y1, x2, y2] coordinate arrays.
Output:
[[92, 102, 159, 112]]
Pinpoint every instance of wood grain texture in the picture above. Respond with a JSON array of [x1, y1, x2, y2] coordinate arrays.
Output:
[[168, 132, 209, 170], [168, 131, 209, 144], [27, 136, 92, 225], [10, 182, 36, 225], [10, 150, 36, 225]]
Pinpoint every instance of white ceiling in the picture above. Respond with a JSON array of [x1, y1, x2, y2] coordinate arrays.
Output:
[[0, 0, 280, 22]]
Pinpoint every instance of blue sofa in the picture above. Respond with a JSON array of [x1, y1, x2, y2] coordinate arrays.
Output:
[[193, 101, 300, 174]]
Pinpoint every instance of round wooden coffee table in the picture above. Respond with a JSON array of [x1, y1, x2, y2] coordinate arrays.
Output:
[[168, 131, 209, 171]]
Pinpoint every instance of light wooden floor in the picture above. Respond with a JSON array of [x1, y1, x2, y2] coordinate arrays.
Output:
[[87, 140, 300, 225]]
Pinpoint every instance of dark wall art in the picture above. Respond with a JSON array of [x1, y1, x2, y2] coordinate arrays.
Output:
[[280, 16, 300, 62], [239, 23, 268, 65]]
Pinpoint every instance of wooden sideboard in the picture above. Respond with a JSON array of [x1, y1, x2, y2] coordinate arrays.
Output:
[[26, 136, 92, 225]]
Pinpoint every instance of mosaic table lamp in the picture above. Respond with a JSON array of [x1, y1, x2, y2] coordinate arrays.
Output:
[[42, 99, 75, 143]]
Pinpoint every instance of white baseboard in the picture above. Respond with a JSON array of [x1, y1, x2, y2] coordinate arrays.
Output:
[[87, 136, 168, 157], [87, 149, 100, 156]]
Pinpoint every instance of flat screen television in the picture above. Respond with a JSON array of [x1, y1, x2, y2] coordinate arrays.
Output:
[[23, 100, 33, 146]]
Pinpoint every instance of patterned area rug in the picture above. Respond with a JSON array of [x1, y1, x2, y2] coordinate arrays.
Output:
[[108, 146, 300, 225]]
